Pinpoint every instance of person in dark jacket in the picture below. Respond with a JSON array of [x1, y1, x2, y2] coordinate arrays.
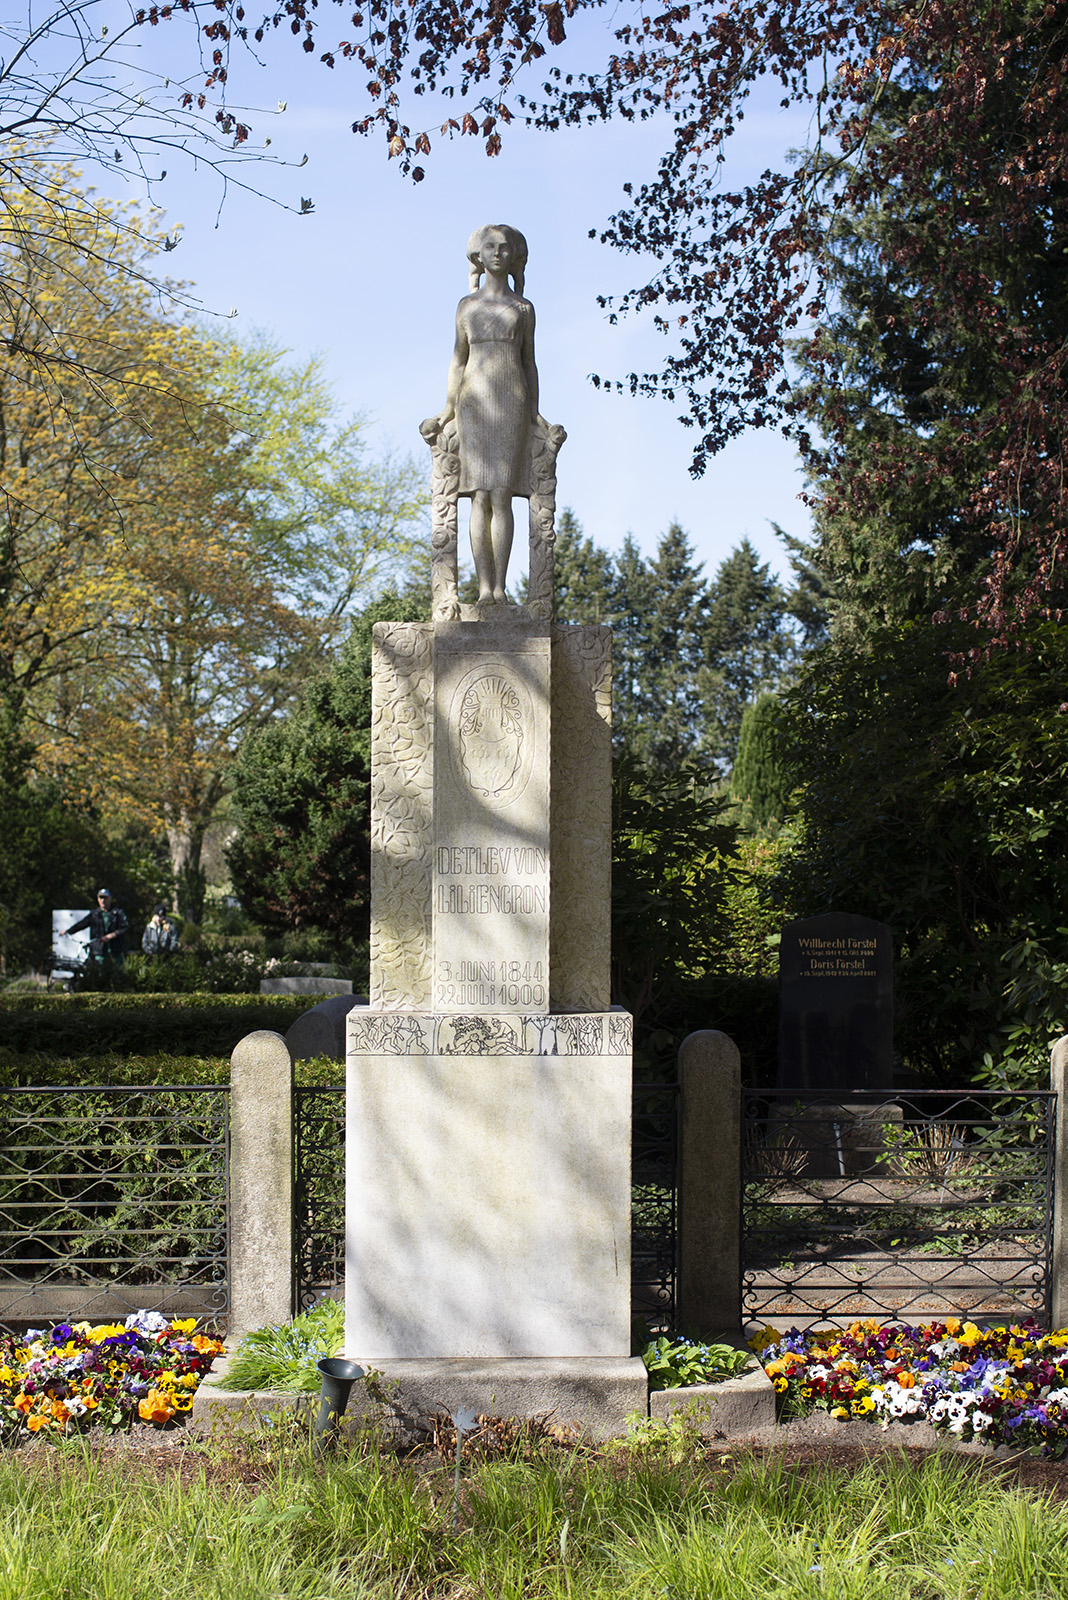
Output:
[[142, 904, 179, 957], [66, 888, 129, 963]]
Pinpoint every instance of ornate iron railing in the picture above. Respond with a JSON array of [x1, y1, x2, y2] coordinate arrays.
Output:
[[294, 1086, 346, 1314], [632, 1081, 678, 1334], [293, 1081, 680, 1330], [742, 1089, 1055, 1330], [0, 1085, 229, 1333]]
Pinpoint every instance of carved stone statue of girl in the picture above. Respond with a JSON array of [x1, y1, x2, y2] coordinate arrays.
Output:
[[422, 224, 542, 606]]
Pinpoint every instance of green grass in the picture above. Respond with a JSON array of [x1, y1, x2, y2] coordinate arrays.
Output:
[[0, 1428, 1066, 1598]]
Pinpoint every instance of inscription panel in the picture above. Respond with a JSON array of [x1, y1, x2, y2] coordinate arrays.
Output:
[[432, 622, 551, 1012], [794, 933, 878, 980], [778, 912, 893, 1094]]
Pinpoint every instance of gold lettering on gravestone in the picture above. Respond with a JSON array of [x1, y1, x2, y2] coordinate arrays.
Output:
[[796, 935, 879, 979]]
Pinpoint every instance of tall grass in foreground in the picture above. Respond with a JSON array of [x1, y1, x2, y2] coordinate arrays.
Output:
[[0, 1441, 1065, 1599]]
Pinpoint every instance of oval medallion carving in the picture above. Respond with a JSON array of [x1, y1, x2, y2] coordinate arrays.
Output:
[[456, 672, 524, 797]]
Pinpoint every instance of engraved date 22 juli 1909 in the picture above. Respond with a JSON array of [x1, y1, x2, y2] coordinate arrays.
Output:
[[436, 958, 546, 1010]]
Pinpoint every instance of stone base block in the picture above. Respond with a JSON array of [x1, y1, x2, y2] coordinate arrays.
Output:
[[189, 1382, 305, 1434], [346, 1009, 632, 1358], [649, 1365, 776, 1438], [348, 1356, 648, 1445], [190, 1355, 648, 1444]]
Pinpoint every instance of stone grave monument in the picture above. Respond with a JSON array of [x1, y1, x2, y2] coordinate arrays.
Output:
[[344, 226, 641, 1427], [774, 912, 896, 1176]]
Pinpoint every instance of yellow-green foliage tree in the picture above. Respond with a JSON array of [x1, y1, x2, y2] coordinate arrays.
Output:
[[0, 163, 426, 923]]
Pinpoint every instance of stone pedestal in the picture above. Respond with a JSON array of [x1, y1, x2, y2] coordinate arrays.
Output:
[[345, 1009, 632, 1358], [348, 613, 630, 1368], [368, 619, 611, 1015]]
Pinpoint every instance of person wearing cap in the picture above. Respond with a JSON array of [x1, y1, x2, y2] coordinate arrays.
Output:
[[142, 904, 179, 957], [65, 889, 130, 963]]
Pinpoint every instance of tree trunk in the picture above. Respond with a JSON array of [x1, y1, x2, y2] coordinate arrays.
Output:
[[167, 821, 207, 924]]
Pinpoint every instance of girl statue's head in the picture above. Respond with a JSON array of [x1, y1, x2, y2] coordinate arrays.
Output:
[[467, 223, 528, 295]]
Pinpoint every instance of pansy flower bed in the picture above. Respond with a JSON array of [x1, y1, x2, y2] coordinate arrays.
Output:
[[753, 1318, 1068, 1456], [0, 1310, 225, 1439]]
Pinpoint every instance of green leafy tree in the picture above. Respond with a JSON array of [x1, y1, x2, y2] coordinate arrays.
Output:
[[606, 534, 657, 757], [553, 514, 809, 771], [0, 698, 163, 972], [790, 37, 1068, 646], [627, 524, 712, 771], [611, 752, 739, 1025], [226, 586, 429, 947], [777, 619, 1068, 1086], [0, 176, 426, 921], [552, 509, 616, 626]]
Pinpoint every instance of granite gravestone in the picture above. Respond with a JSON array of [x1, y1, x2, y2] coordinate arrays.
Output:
[[777, 912, 893, 1094]]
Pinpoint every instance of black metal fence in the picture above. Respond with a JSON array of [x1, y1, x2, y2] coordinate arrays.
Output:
[[632, 1082, 679, 1334], [0, 1085, 230, 1333], [293, 1086, 345, 1315], [293, 1082, 680, 1331], [15, 1076, 1052, 1343], [742, 1089, 1055, 1330]]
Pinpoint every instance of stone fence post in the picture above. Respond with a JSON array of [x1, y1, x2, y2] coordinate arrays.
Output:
[[676, 1029, 742, 1335], [229, 1030, 294, 1337], [1051, 1038, 1068, 1329]]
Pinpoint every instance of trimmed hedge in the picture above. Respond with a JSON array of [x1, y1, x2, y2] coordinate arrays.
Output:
[[0, 982, 781, 1086], [0, 992, 311, 1058], [0, 1050, 343, 1088]]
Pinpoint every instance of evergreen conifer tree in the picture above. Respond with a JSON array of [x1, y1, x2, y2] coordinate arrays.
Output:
[[730, 694, 792, 830], [552, 509, 616, 626], [701, 538, 798, 768]]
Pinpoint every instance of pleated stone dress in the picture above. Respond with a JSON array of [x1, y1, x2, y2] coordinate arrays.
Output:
[[455, 294, 534, 498]]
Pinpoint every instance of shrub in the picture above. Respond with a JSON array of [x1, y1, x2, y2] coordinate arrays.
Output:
[[0, 993, 311, 1058]]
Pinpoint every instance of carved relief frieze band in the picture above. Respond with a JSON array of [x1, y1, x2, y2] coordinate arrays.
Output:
[[608, 1012, 633, 1056], [348, 1011, 630, 1056]]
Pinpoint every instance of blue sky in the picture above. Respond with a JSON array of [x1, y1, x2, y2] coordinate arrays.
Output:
[[103, 8, 816, 587]]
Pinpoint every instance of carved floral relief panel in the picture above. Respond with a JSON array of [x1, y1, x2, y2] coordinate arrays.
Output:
[[369, 624, 434, 1008]]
